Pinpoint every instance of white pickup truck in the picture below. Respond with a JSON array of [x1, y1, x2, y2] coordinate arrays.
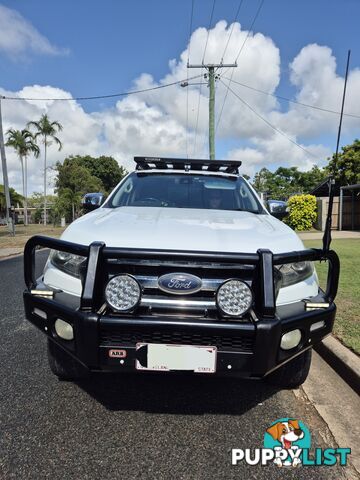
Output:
[[23, 157, 339, 388]]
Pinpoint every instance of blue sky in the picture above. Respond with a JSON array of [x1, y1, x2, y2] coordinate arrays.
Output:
[[1, 1, 359, 104], [1, 0, 360, 193]]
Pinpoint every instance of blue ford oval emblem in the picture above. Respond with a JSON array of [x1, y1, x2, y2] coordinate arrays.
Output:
[[158, 272, 202, 295]]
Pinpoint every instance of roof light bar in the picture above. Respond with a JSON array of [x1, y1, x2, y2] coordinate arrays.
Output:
[[134, 156, 242, 174]]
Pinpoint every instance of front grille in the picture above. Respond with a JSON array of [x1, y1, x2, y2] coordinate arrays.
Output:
[[100, 328, 255, 353], [104, 259, 255, 317]]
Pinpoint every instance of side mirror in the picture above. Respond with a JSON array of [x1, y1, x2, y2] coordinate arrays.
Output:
[[82, 192, 105, 212], [267, 200, 288, 220]]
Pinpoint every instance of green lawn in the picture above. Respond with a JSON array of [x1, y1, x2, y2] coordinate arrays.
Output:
[[304, 239, 360, 355]]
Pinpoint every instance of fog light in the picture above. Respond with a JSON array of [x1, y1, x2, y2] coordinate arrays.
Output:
[[280, 329, 301, 350], [310, 320, 325, 332], [54, 319, 74, 340], [216, 279, 253, 317], [105, 274, 141, 312]]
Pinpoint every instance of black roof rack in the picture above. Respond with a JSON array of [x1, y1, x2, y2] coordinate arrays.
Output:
[[134, 157, 242, 174]]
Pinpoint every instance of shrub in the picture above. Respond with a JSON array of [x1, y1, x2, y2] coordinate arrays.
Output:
[[286, 194, 317, 231]]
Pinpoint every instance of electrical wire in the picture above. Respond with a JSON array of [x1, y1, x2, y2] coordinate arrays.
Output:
[[221, 78, 318, 160], [186, 0, 195, 158], [220, 0, 245, 63], [216, 0, 265, 133], [233, 0, 264, 65], [202, 0, 217, 63], [2, 75, 203, 102], [221, 75, 360, 119]]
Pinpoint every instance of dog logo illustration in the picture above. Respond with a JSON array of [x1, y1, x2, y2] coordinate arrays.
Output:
[[264, 418, 311, 467]]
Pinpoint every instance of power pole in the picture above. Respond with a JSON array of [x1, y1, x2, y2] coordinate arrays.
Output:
[[187, 63, 237, 160], [0, 96, 11, 225]]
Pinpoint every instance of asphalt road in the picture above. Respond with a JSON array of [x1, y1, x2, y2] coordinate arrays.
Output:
[[0, 252, 351, 479]]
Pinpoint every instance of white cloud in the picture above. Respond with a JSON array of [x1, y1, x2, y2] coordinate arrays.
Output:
[[0, 5, 68, 59], [271, 44, 360, 138], [1, 22, 360, 196]]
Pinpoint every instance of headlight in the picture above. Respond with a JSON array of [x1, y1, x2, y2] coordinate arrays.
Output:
[[216, 279, 253, 317], [50, 250, 87, 278], [105, 275, 141, 312], [276, 261, 314, 288]]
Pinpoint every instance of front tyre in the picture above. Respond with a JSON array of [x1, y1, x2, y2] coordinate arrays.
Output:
[[266, 349, 312, 389], [47, 340, 88, 380]]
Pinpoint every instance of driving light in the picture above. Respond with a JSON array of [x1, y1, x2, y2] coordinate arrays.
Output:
[[105, 275, 141, 312], [54, 319, 74, 340], [280, 329, 302, 350], [216, 279, 253, 317]]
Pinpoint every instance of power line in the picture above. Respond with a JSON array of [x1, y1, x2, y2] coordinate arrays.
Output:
[[216, 0, 265, 133], [234, 0, 265, 64], [202, 0, 217, 63], [2, 75, 203, 102], [211, 0, 245, 156], [220, 78, 318, 160], [221, 75, 360, 119], [220, 0, 245, 63], [186, 0, 195, 158]]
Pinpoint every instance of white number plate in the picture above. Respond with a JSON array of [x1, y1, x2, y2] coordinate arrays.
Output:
[[135, 343, 217, 373]]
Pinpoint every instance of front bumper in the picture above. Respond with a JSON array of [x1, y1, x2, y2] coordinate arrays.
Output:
[[23, 236, 340, 378], [24, 289, 336, 377]]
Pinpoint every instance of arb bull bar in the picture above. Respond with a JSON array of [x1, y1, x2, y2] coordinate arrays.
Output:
[[23, 235, 340, 377]]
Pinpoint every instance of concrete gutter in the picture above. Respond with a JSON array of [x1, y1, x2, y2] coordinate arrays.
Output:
[[0, 247, 24, 261], [297, 351, 360, 477], [315, 335, 360, 395]]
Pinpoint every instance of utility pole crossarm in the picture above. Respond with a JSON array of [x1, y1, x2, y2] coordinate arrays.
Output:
[[187, 63, 237, 69]]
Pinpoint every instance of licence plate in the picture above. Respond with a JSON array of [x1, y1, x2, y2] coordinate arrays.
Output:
[[135, 343, 217, 373]]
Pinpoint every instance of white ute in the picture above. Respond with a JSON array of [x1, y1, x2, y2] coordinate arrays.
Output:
[[24, 157, 339, 387]]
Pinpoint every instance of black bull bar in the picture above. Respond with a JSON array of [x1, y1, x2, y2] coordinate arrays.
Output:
[[23, 235, 340, 376], [24, 235, 339, 318]]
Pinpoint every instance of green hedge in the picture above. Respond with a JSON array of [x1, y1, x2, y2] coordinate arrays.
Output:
[[286, 194, 317, 231]]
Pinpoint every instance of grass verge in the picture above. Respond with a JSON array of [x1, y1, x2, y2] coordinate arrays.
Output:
[[0, 224, 65, 250], [304, 238, 360, 355]]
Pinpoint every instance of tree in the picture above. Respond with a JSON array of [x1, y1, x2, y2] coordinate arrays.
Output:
[[253, 166, 327, 200], [27, 114, 63, 225], [5, 129, 40, 225], [297, 165, 328, 192], [55, 162, 103, 221], [61, 155, 128, 193], [328, 139, 360, 185], [49, 195, 68, 227], [0, 185, 24, 213]]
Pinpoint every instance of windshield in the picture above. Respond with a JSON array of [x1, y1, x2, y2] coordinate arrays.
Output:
[[105, 172, 264, 213]]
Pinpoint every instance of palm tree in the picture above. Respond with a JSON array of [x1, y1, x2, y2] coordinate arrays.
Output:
[[5, 129, 40, 225], [27, 114, 63, 225]]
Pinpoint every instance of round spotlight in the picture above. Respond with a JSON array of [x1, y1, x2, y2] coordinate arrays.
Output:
[[280, 329, 302, 350], [105, 275, 141, 312], [54, 318, 74, 340], [216, 279, 253, 317]]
